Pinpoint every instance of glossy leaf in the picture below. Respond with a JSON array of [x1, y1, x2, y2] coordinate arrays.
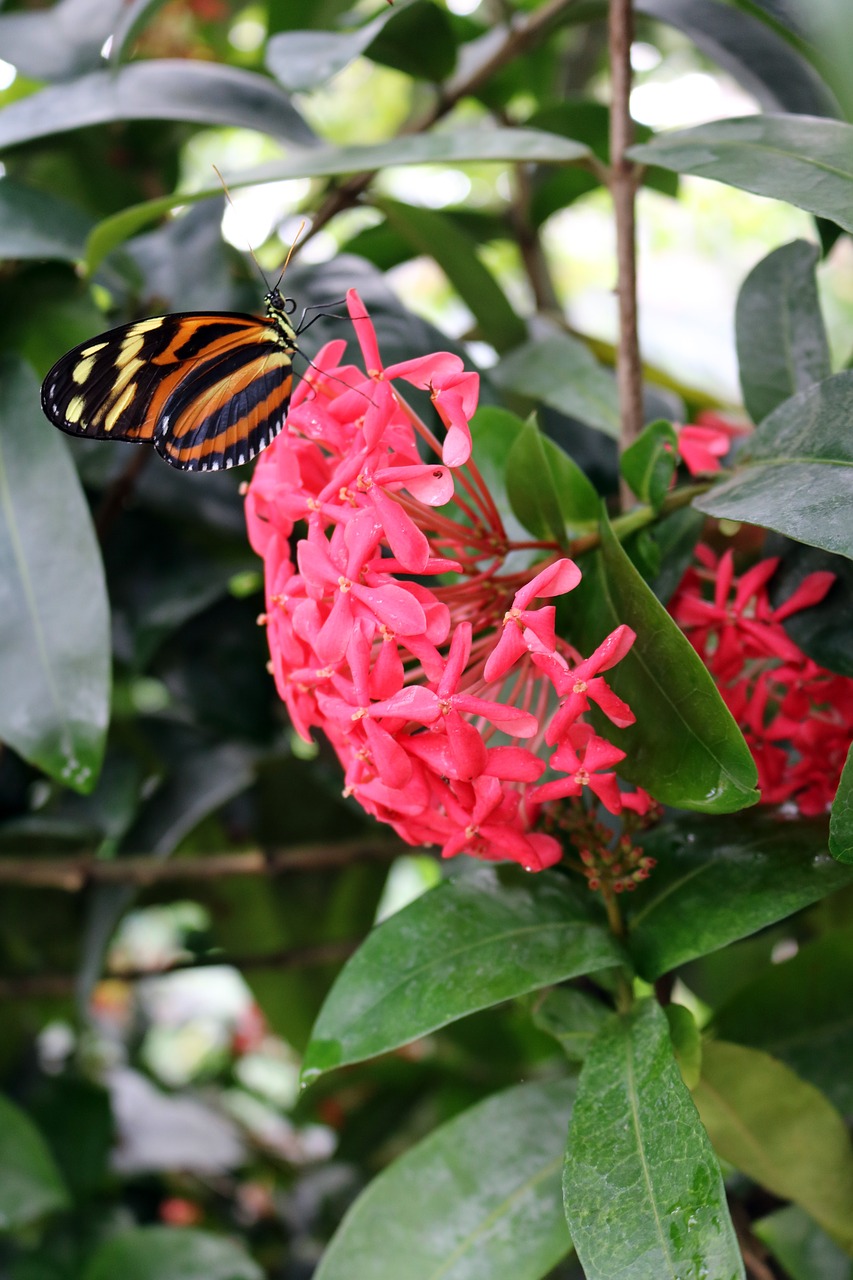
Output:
[[82, 1227, 263, 1280], [629, 115, 853, 235], [619, 418, 678, 509], [694, 1040, 853, 1250], [754, 1206, 852, 1280], [468, 406, 531, 543], [626, 814, 851, 980], [0, 0, 123, 80], [374, 197, 525, 352], [492, 333, 620, 439], [0, 1093, 69, 1230], [0, 357, 110, 793], [695, 371, 853, 561], [0, 180, 93, 262], [0, 61, 317, 152], [316, 1079, 575, 1280], [735, 240, 831, 423], [636, 0, 838, 116], [568, 512, 759, 812], [506, 415, 599, 547], [830, 741, 853, 862], [564, 1001, 743, 1280], [85, 129, 590, 270], [532, 987, 611, 1062], [266, 0, 416, 90], [713, 931, 853, 1113], [302, 865, 623, 1082]]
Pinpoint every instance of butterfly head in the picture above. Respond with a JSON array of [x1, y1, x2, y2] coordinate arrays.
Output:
[[265, 288, 299, 345]]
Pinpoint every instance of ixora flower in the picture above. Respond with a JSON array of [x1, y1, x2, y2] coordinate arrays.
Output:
[[670, 544, 850, 815], [246, 291, 651, 873]]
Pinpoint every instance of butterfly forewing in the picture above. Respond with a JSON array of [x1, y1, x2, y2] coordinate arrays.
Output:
[[41, 307, 298, 471]]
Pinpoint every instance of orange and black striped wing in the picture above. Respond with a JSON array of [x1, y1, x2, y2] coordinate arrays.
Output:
[[41, 312, 295, 472]]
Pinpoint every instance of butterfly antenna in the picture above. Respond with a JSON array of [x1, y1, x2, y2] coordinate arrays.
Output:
[[212, 164, 272, 293], [273, 220, 307, 294]]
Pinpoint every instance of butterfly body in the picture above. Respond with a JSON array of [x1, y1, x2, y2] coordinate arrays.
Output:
[[41, 288, 298, 471]]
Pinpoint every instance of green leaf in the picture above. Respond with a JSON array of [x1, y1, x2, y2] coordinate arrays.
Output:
[[754, 1206, 852, 1280], [713, 931, 853, 1114], [767, 539, 853, 677], [316, 1078, 575, 1280], [695, 371, 853, 561], [664, 1003, 702, 1090], [506, 415, 599, 547], [564, 1001, 743, 1280], [366, 0, 456, 82], [620, 419, 678, 509], [0, 357, 110, 793], [628, 115, 853, 235], [694, 1040, 853, 1250], [302, 865, 623, 1082], [374, 197, 525, 352], [636, 0, 839, 116], [82, 1227, 263, 1280], [0, 0, 123, 80], [532, 987, 611, 1061], [736, 240, 831, 423], [85, 129, 590, 271], [569, 511, 759, 812], [108, 0, 172, 64], [491, 333, 620, 439], [0, 1094, 69, 1231], [0, 61, 317, 153], [468, 406, 530, 543], [626, 814, 851, 979], [0, 180, 93, 263], [829, 742, 853, 862], [266, 0, 418, 91]]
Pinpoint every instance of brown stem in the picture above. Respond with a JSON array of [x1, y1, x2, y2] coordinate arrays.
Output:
[[608, 0, 644, 510], [0, 940, 360, 1000], [94, 447, 150, 542], [304, 0, 583, 244], [0, 837, 406, 892]]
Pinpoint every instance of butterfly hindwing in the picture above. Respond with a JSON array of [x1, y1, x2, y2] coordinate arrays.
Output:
[[41, 308, 297, 471]]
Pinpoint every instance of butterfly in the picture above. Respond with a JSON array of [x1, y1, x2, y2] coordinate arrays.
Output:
[[40, 287, 301, 472]]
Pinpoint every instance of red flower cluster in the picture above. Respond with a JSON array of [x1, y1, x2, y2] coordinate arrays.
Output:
[[676, 410, 750, 476], [246, 291, 650, 871], [670, 544, 850, 814]]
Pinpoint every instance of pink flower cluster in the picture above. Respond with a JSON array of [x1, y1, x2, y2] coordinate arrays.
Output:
[[670, 544, 851, 814], [246, 291, 650, 871], [676, 410, 749, 476]]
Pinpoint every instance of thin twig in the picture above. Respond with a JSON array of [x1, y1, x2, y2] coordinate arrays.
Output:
[[608, 0, 644, 510], [94, 448, 151, 541], [0, 837, 407, 892]]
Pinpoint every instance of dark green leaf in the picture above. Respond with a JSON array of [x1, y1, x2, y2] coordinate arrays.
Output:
[[564, 1001, 743, 1280], [29, 1077, 113, 1199], [0, 357, 110, 792], [830, 743, 853, 862], [0, 1093, 69, 1231], [85, 129, 590, 270], [367, 0, 456, 82], [0, 181, 93, 262], [736, 240, 831, 423], [695, 371, 853, 561], [629, 116, 853, 235], [532, 987, 611, 1061], [82, 1227, 263, 1280], [636, 0, 839, 116], [625, 814, 851, 980], [374, 197, 525, 351], [265, 1, 416, 91], [766, 537, 853, 677], [492, 334, 620, 439], [754, 1206, 852, 1280], [645, 505, 705, 604], [620, 418, 678, 509], [0, 0, 123, 80], [302, 865, 623, 1082], [713, 931, 853, 1113], [468, 406, 530, 543], [694, 1041, 853, 1249], [569, 512, 759, 812], [506, 415, 599, 546], [316, 1079, 575, 1280], [0, 62, 317, 152]]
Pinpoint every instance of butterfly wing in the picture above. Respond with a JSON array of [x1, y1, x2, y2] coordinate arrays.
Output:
[[41, 312, 295, 471]]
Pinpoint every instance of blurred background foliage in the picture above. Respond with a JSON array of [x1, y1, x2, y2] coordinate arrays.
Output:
[[1, 0, 852, 1276]]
